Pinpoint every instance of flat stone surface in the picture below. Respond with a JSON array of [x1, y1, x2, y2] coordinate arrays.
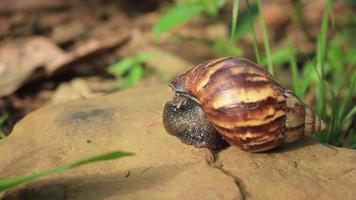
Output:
[[0, 85, 355, 200]]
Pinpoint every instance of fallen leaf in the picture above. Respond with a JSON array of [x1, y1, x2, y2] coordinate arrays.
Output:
[[0, 37, 70, 97]]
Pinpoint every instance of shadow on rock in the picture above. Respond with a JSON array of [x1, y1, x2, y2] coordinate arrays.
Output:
[[55, 106, 115, 128], [2, 164, 185, 200], [267, 136, 321, 154]]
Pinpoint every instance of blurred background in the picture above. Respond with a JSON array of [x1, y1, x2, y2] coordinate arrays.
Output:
[[0, 0, 355, 148]]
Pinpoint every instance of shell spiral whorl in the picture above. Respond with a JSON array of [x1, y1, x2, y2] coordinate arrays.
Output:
[[169, 57, 326, 152]]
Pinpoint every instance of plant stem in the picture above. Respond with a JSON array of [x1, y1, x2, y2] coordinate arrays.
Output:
[[256, 0, 273, 74], [246, 0, 261, 64], [230, 0, 239, 42], [315, 6, 329, 119]]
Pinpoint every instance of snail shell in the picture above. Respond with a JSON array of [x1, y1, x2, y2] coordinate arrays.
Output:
[[167, 57, 326, 152]]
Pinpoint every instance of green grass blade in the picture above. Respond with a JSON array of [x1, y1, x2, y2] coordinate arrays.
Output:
[[327, 0, 335, 28], [153, 4, 202, 38], [288, 44, 302, 99], [233, 2, 258, 39], [230, 0, 239, 42], [315, 3, 330, 119], [339, 73, 356, 125], [245, 0, 261, 63], [327, 86, 339, 143], [0, 151, 134, 192], [256, 0, 273, 74], [301, 62, 315, 96], [316, 11, 329, 77], [342, 106, 356, 127]]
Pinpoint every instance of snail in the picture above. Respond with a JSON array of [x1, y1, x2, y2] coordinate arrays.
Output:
[[163, 57, 326, 152]]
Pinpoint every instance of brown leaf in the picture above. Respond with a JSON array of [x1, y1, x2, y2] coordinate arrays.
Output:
[[0, 37, 70, 97], [0, 0, 67, 13]]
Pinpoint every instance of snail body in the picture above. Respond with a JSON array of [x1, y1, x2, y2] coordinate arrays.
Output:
[[163, 57, 325, 152], [163, 94, 228, 149]]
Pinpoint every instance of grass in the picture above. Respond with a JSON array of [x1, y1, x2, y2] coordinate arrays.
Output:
[[230, 0, 239, 42], [315, 3, 330, 120], [288, 44, 302, 98], [320, 71, 356, 147], [246, 0, 261, 64], [0, 151, 134, 192], [298, 4, 355, 148], [314, 3, 331, 142], [305, 1, 355, 148], [247, 0, 355, 148], [256, 0, 273, 74]]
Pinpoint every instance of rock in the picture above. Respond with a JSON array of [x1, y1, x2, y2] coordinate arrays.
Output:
[[50, 78, 103, 105], [0, 85, 355, 200], [144, 46, 194, 78]]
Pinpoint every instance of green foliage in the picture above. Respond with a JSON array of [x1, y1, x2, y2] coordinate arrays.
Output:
[[256, 0, 273, 74], [153, 5, 202, 38], [232, 1, 259, 40], [287, 2, 355, 148], [348, 0, 356, 5], [230, 0, 239, 42], [288, 45, 303, 99], [233, 0, 356, 148], [320, 31, 356, 145], [0, 151, 134, 192], [313, 2, 331, 142], [260, 47, 291, 66], [0, 114, 8, 139], [107, 53, 151, 88], [327, 31, 356, 76], [153, 0, 227, 38], [212, 38, 243, 57], [252, 0, 355, 148], [249, 0, 273, 72], [315, 3, 330, 119], [317, 73, 356, 147], [245, 0, 261, 63], [185, 0, 226, 17]]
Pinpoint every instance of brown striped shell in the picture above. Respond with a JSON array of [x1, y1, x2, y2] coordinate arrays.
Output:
[[169, 57, 325, 152]]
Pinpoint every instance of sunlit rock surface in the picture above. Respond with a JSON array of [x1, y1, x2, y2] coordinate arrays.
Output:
[[0, 86, 355, 200]]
